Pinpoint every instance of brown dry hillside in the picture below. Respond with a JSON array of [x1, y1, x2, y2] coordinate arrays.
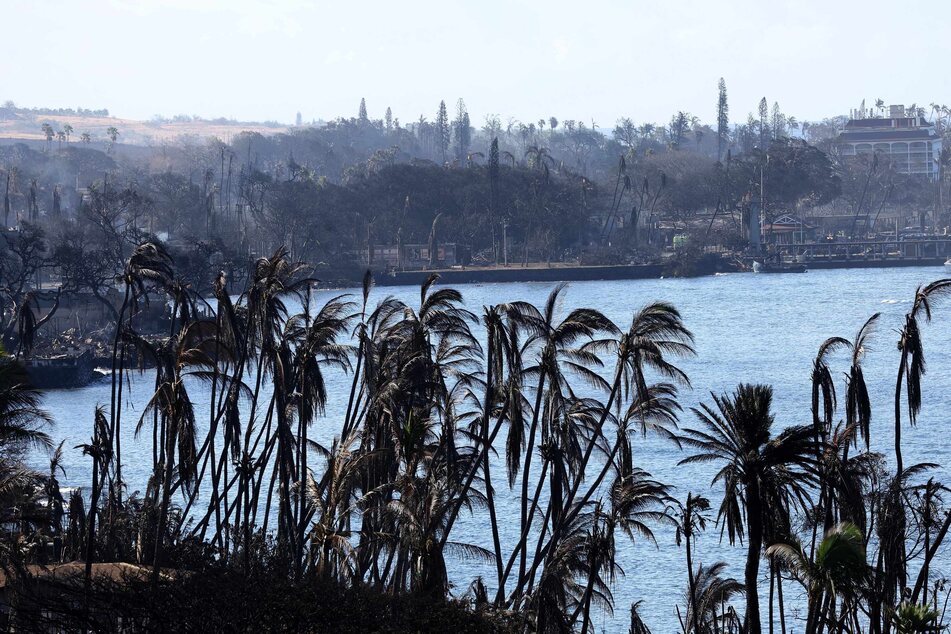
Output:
[[0, 113, 287, 146]]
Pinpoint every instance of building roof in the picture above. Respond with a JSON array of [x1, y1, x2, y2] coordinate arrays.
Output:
[[837, 129, 938, 142], [844, 117, 928, 129], [765, 214, 815, 233]]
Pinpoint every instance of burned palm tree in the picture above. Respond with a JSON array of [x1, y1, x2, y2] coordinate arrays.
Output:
[[76, 407, 110, 586], [894, 279, 951, 475], [110, 242, 174, 496], [846, 313, 881, 452], [501, 283, 619, 597], [509, 300, 693, 614]]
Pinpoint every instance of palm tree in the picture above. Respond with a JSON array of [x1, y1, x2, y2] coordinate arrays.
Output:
[[514, 302, 693, 605], [62, 123, 72, 144], [873, 463, 936, 628], [80, 132, 91, 144], [768, 522, 868, 634], [502, 283, 618, 594], [76, 406, 110, 586], [846, 313, 880, 451], [680, 561, 744, 634], [525, 145, 555, 171], [40, 123, 54, 151], [106, 126, 119, 152], [673, 493, 712, 634], [629, 600, 653, 634], [811, 336, 848, 442], [894, 279, 951, 474], [891, 602, 944, 634], [680, 384, 817, 634], [571, 461, 674, 632], [110, 242, 175, 494], [811, 337, 851, 548], [0, 355, 52, 452], [3, 171, 10, 227], [137, 319, 211, 584]]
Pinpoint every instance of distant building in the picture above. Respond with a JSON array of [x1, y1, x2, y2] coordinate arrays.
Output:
[[836, 105, 941, 177], [362, 243, 471, 270], [762, 214, 817, 245]]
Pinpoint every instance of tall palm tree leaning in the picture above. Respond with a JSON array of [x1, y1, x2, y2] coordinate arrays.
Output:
[[894, 279, 951, 475], [679, 384, 817, 634]]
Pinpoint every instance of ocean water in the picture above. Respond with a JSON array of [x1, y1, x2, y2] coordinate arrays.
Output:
[[31, 266, 951, 633]]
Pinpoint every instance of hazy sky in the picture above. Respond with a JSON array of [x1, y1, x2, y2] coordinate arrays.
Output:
[[3, 0, 950, 127]]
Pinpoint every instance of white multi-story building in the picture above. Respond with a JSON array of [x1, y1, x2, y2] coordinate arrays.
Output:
[[836, 105, 942, 177]]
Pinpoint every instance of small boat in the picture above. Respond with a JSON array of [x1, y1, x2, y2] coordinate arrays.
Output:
[[944, 258, 951, 270]]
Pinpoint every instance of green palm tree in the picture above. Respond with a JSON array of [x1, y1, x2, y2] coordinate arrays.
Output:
[[891, 602, 945, 634], [0, 355, 51, 452], [680, 384, 817, 634], [768, 522, 868, 634]]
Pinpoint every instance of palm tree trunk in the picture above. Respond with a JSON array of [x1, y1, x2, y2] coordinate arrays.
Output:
[[805, 588, 822, 634], [109, 284, 130, 499], [744, 479, 764, 634], [912, 505, 951, 603], [518, 371, 547, 585], [480, 338, 505, 586], [769, 560, 775, 634], [152, 412, 176, 587], [497, 457, 551, 605], [777, 569, 787, 634], [84, 455, 99, 586], [686, 533, 702, 634]]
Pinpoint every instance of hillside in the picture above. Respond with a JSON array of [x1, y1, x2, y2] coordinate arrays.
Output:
[[0, 111, 288, 146]]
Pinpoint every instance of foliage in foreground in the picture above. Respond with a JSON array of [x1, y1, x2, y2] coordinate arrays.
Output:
[[1, 241, 951, 633]]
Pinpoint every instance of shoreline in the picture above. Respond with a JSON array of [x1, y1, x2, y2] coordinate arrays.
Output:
[[363, 256, 947, 287]]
